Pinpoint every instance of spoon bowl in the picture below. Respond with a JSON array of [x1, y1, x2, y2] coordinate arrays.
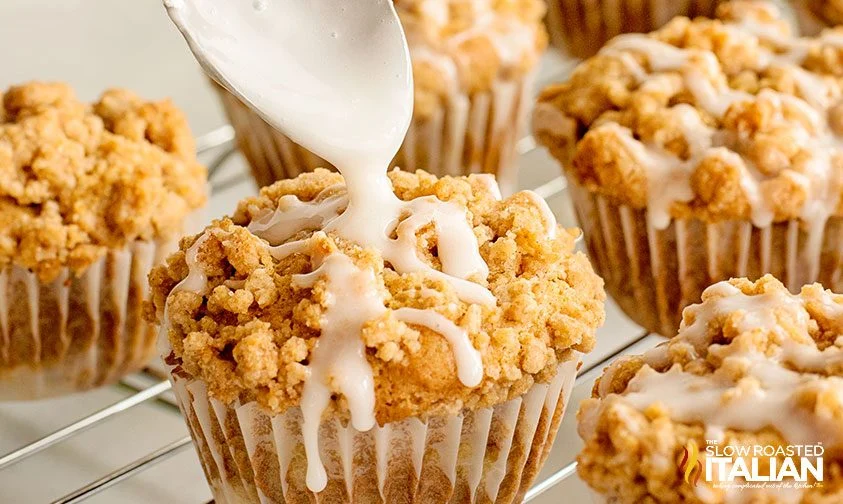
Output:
[[164, 0, 413, 169]]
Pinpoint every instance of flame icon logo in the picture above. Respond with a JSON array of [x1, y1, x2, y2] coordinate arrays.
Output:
[[679, 440, 703, 487]]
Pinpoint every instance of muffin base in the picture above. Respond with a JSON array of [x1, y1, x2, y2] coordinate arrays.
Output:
[[544, 0, 722, 58], [569, 182, 843, 336], [169, 354, 580, 504], [216, 72, 535, 196], [0, 240, 173, 400]]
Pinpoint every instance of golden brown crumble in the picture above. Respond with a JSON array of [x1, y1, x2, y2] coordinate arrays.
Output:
[[148, 169, 605, 423], [798, 0, 843, 28], [577, 276, 843, 503], [396, 0, 547, 117], [0, 82, 207, 282], [534, 1, 843, 224]]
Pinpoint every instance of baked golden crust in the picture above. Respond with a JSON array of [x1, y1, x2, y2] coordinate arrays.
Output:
[[800, 0, 843, 27], [148, 169, 605, 423], [0, 82, 207, 282], [534, 1, 843, 224], [397, 0, 547, 117], [577, 276, 843, 503]]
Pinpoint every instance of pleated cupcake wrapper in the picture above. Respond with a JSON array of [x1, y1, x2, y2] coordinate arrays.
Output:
[[169, 354, 580, 504], [544, 0, 722, 58], [0, 240, 173, 400], [217, 71, 536, 196], [569, 182, 843, 337]]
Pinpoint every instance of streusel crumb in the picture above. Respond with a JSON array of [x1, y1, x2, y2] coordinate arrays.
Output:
[[534, 1, 843, 224], [0, 82, 207, 281], [149, 169, 604, 423], [397, 0, 547, 117], [577, 275, 843, 503]]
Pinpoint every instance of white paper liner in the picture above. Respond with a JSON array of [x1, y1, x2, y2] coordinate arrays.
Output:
[[569, 182, 843, 336], [544, 0, 721, 58], [169, 353, 580, 504], [0, 240, 174, 400], [216, 72, 535, 197]]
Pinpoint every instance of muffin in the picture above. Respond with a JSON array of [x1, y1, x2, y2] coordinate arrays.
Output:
[[534, 1, 843, 337], [544, 0, 724, 58], [0, 82, 207, 399], [217, 0, 546, 195], [577, 275, 843, 503], [791, 0, 843, 36], [149, 169, 604, 502]]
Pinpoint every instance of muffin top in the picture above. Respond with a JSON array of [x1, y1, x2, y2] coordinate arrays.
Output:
[[578, 275, 843, 503], [396, 0, 547, 117], [0, 82, 207, 282], [149, 168, 604, 423], [534, 1, 843, 230]]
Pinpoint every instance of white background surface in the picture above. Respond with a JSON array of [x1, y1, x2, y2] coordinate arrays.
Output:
[[0, 1, 656, 502]]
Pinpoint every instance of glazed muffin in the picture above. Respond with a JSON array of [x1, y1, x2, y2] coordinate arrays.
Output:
[[544, 0, 724, 58], [0, 82, 207, 399], [791, 0, 843, 36], [577, 275, 843, 503], [148, 169, 604, 502], [534, 1, 843, 337], [217, 0, 546, 195]]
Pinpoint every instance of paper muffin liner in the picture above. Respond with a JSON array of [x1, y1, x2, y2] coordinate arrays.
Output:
[[544, 0, 722, 58], [0, 240, 176, 400], [569, 182, 843, 336], [168, 353, 580, 504], [216, 72, 535, 196]]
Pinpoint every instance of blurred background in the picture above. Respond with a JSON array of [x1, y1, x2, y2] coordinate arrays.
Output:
[[1, 0, 224, 139]]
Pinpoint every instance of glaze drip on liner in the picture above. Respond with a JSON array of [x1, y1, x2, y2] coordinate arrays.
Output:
[[162, 0, 558, 492]]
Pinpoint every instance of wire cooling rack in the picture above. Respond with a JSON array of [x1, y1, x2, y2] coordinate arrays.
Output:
[[0, 55, 662, 503]]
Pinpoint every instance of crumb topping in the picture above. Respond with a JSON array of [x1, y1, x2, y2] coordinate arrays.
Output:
[[534, 1, 843, 229], [577, 275, 843, 503], [396, 0, 547, 117], [0, 82, 207, 281], [149, 169, 604, 423]]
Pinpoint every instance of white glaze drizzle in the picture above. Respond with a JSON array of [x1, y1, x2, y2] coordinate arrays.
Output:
[[587, 279, 843, 502], [157, 233, 211, 357], [597, 17, 843, 233]]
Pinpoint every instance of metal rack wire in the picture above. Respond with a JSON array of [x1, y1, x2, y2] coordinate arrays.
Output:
[[0, 123, 657, 503]]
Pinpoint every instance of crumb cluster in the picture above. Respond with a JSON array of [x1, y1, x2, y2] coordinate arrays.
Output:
[[396, 0, 547, 117], [534, 1, 843, 223], [149, 169, 605, 423], [0, 82, 207, 281], [577, 276, 843, 503]]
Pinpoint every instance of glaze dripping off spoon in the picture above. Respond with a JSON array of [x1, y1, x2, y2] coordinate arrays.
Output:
[[164, 0, 413, 169]]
